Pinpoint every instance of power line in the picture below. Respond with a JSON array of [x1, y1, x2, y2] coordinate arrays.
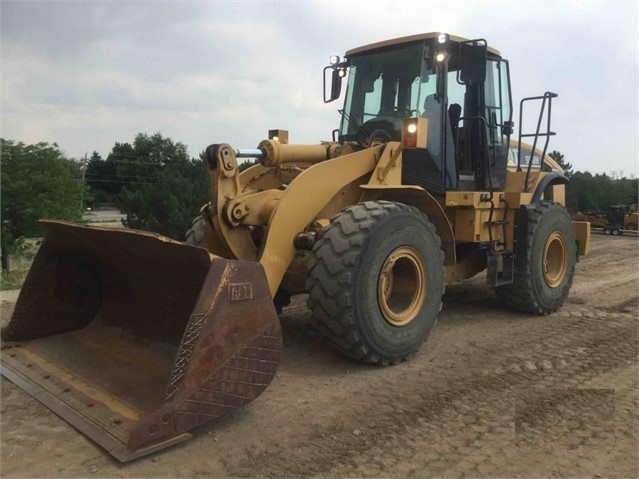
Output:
[[84, 179, 156, 184], [85, 173, 157, 180]]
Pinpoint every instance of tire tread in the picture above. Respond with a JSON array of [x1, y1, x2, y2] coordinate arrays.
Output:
[[496, 201, 576, 314], [307, 201, 444, 365]]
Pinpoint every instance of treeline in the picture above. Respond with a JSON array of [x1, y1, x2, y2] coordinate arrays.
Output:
[[84, 132, 210, 239], [1, 133, 262, 250], [566, 172, 638, 214], [1, 134, 637, 253], [1, 139, 87, 250], [1, 133, 213, 249], [548, 151, 638, 214]]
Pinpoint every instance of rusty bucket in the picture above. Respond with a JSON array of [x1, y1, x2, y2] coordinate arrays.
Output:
[[1, 220, 281, 461]]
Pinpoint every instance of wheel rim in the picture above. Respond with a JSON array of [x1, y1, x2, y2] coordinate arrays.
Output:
[[378, 246, 426, 326], [543, 232, 568, 288]]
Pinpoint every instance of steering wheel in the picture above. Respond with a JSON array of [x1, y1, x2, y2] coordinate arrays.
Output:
[[357, 118, 398, 146]]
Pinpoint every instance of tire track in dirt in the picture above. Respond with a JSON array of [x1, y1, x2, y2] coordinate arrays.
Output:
[[0, 235, 636, 478], [567, 236, 638, 313], [227, 307, 637, 478]]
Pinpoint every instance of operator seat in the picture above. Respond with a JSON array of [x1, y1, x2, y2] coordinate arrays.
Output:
[[449, 103, 462, 142]]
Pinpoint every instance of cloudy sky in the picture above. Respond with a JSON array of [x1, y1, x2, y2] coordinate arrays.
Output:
[[2, 1, 637, 177]]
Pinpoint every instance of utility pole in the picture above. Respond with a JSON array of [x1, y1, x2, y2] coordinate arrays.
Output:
[[81, 153, 87, 210]]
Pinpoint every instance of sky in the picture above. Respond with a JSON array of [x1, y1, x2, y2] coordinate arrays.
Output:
[[1, 0, 638, 177]]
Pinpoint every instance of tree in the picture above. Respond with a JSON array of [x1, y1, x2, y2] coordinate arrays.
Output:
[[567, 171, 597, 213], [112, 133, 211, 240], [566, 170, 639, 215], [239, 159, 259, 172], [548, 150, 573, 178], [1, 139, 88, 248], [85, 150, 120, 203]]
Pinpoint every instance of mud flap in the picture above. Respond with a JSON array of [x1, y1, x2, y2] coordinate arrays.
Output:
[[1, 220, 282, 461]]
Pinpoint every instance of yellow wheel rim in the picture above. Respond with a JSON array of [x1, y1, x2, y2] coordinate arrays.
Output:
[[543, 232, 568, 288], [378, 246, 427, 327]]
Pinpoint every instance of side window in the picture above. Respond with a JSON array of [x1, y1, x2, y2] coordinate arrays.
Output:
[[508, 147, 517, 167], [447, 70, 465, 127], [364, 75, 383, 121], [499, 60, 512, 129], [509, 145, 541, 169], [484, 59, 512, 146]]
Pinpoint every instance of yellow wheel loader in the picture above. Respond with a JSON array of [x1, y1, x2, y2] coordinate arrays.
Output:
[[1, 32, 590, 461]]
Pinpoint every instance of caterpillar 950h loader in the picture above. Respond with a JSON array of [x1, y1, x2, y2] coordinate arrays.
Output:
[[1, 32, 590, 461]]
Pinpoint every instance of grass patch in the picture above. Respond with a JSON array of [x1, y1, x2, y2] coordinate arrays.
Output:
[[1, 239, 40, 291], [1, 270, 29, 291]]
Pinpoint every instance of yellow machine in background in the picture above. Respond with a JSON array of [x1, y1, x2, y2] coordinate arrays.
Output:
[[1, 32, 590, 461], [575, 204, 638, 235]]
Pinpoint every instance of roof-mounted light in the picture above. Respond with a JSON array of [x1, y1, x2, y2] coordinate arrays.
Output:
[[438, 33, 449, 44], [329, 55, 340, 65]]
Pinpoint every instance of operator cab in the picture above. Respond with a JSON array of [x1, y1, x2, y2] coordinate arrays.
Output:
[[325, 32, 513, 195]]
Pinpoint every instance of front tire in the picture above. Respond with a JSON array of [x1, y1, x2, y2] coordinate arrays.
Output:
[[306, 201, 445, 365], [496, 201, 576, 314]]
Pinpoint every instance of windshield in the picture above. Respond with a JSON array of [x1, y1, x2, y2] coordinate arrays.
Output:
[[338, 38, 512, 154], [339, 41, 434, 141]]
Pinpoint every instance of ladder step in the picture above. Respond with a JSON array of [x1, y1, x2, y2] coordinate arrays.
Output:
[[486, 250, 514, 287]]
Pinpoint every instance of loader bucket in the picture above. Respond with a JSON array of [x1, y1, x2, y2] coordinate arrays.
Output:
[[0, 220, 282, 462]]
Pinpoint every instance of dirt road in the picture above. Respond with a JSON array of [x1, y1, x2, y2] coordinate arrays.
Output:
[[1, 232, 637, 478]]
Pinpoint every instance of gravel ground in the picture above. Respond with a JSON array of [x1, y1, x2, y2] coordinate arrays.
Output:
[[1, 231, 637, 478]]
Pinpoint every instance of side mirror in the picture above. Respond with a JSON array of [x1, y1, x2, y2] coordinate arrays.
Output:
[[460, 42, 487, 85], [323, 66, 343, 103]]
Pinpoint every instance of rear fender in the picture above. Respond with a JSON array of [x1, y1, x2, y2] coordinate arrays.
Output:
[[532, 172, 569, 204], [572, 220, 591, 256]]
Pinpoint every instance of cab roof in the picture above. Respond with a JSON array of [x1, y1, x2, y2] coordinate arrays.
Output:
[[345, 32, 501, 58]]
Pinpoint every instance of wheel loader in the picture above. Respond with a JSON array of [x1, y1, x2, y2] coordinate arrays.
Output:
[[1, 32, 590, 461], [573, 204, 638, 236], [602, 205, 638, 235]]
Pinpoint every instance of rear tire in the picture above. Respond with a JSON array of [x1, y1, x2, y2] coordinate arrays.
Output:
[[306, 201, 445, 365], [496, 201, 576, 314]]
